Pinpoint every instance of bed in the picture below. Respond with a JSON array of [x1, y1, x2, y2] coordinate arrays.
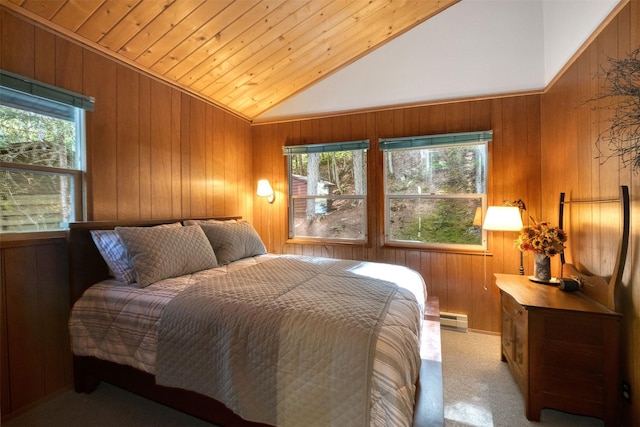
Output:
[[68, 218, 443, 427]]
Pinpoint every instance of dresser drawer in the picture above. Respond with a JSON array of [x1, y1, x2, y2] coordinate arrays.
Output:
[[502, 292, 527, 325]]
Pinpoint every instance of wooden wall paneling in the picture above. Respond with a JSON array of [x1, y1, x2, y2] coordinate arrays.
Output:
[[138, 75, 152, 219], [189, 98, 207, 218], [471, 252, 496, 331], [404, 249, 421, 276], [469, 100, 492, 131], [116, 65, 140, 219], [487, 99, 502, 206], [238, 114, 250, 219], [596, 16, 622, 278], [445, 101, 470, 133], [428, 104, 447, 135], [251, 124, 268, 249], [36, 242, 71, 395], [505, 97, 534, 275], [629, 3, 640, 425], [0, 9, 34, 76], [573, 51, 593, 272], [170, 88, 182, 218], [34, 27, 55, 84], [525, 95, 542, 219], [211, 106, 225, 217], [150, 80, 173, 219], [446, 253, 473, 317], [4, 246, 44, 411], [204, 104, 216, 217], [586, 41, 605, 277], [419, 252, 433, 297], [430, 252, 449, 312], [83, 51, 117, 220], [180, 92, 191, 218], [1, 249, 10, 415], [330, 114, 351, 142], [54, 38, 83, 93], [223, 113, 239, 215]]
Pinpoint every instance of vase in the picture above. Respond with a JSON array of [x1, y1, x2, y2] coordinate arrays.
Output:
[[533, 253, 551, 281]]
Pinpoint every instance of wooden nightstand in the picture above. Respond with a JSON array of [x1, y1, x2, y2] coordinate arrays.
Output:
[[495, 274, 621, 426]]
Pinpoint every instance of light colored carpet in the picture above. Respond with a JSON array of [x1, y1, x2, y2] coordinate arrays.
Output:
[[441, 328, 604, 427], [4, 329, 606, 426]]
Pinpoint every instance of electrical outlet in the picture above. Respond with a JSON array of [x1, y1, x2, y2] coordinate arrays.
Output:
[[622, 381, 631, 403]]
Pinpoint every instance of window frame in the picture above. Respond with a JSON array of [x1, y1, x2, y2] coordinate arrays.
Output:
[[0, 70, 92, 235], [284, 140, 369, 243], [380, 131, 491, 251]]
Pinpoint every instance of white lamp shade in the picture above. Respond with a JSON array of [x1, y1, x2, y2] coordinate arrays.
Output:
[[482, 206, 523, 231], [256, 179, 273, 197]]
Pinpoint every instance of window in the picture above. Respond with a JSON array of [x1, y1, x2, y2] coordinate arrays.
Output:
[[381, 131, 491, 250], [0, 70, 93, 233], [284, 140, 369, 241]]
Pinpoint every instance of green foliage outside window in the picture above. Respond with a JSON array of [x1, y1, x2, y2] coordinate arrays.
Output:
[[0, 90, 82, 233], [385, 141, 487, 247]]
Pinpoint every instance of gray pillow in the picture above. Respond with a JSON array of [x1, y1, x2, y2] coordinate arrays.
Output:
[[116, 225, 218, 287], [199, 221, 266, 265], [91, 222, 181, 285]]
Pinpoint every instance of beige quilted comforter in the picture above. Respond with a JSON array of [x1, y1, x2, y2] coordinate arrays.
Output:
[[69, 255, 425, 427]]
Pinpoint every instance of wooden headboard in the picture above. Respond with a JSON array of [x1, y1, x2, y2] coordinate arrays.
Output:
[[558, 186, 629, 311], [68, 217, 241, 305]]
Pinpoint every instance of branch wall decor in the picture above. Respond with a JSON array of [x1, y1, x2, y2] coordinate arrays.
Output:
[[591, 47, 640, 172]]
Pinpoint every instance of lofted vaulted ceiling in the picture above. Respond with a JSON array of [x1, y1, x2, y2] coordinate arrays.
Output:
[[2, 0, 459, 120]]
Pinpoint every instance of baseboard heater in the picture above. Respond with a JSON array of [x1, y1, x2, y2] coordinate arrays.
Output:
[[440, 312, 468, 332]]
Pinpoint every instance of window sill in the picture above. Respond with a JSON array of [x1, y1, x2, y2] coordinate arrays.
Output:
[[286, 237, 369, 247], [383, 242, 492, 256], [0, 230, 67, 248]]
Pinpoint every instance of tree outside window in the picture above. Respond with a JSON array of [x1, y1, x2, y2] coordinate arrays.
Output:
[[382, 132, 490, 250], [285, 141, 368, 241], [0, 82, 86, 233]]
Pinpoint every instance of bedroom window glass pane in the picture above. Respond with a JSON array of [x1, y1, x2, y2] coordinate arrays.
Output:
[[286, 145, 367, 242], [0, 86, 85, 233], [1, 170, 76, 232], [383, 139, 488, 249]]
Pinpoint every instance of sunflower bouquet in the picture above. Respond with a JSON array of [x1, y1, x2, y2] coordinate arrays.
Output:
[[516, 221, 567, 257]]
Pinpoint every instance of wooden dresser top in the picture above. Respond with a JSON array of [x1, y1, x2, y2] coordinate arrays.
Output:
[[495, 274, 620, 316]]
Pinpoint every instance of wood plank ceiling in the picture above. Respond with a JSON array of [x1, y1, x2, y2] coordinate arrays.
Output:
[[2, 0, 459, 120]]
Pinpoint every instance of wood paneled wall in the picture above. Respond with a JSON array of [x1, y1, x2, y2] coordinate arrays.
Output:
[[0, 7, 254, 223], [0, 7, 253, 420], [540, 3, 639, 425], [1, 238, 71, 418], [252, 96, 542, 333]]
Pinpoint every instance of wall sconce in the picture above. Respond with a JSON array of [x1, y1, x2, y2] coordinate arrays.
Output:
[[483, 206, 524, 275], [257, 179, 275, 203]]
